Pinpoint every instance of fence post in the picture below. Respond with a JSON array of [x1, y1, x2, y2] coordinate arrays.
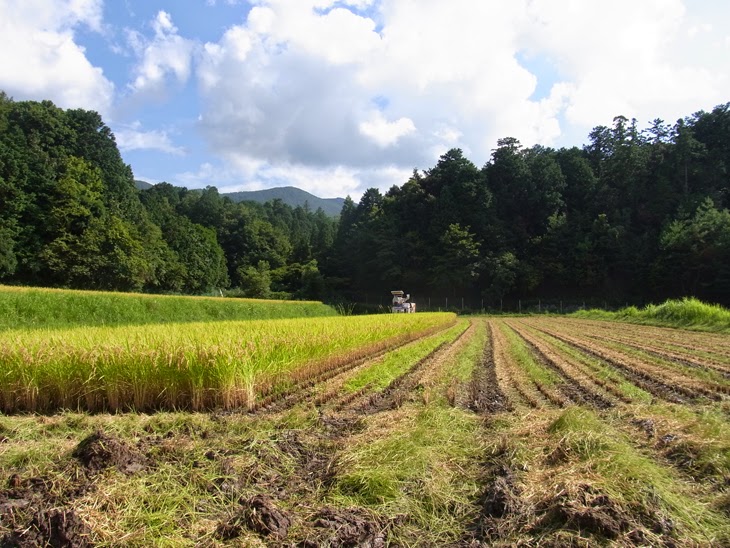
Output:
[[539, 299, 541, 313], [519, 300, 521, 313], [560, 300, 563, 314], [461, 297, 464, 310], [446, 297, 448, 309]]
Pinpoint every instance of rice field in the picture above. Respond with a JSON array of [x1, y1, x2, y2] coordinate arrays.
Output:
[[1, 290, 729, 546], [0, 285, 336, 331], [0, 313, 456, 413]]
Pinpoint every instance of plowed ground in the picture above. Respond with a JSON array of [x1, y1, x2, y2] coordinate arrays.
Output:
[[1, 317, 729, 546]]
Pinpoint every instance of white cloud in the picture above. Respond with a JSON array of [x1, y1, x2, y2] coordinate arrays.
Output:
[[5, 0, 728, 200], [194, 0, 565, 194], [359, 111, 416, 147], [128, 11, 195, 95], [175, 157, 409, 200], [523, 0, 730, 135], [0, 0, 113, 113], [115, 125, 185, 155]]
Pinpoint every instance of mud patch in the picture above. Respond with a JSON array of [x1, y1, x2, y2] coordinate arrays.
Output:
[[304, 506, 386, 547], [319, 414, 365, 438], [72, 430, 146, 474], [216, 494, 292, 541], [469, 329, 510, 414], [533, 483, 634, 540], [469, 464, 525, 543], [480, 465, 523, 520], [276, 430, 339, 491], [633, 418, 657, 438], [2, 508, 92, 547]]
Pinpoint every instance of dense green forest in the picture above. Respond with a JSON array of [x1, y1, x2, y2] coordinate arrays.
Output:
[[1, 91, 729, 306]]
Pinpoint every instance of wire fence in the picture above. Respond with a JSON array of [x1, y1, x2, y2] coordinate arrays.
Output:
[[355, 295, 644, 315]]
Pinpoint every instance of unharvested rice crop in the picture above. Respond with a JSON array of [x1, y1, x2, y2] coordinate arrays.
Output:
[[0, 313, 455, 412]]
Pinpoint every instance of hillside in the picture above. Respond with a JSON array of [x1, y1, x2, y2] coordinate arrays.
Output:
[[134, 179, 154, 190], [225, 186, 345, 217], [133, 182, 345, 217]]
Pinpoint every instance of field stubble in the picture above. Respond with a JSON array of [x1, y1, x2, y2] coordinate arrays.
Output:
[[1, 315, 729, 546]]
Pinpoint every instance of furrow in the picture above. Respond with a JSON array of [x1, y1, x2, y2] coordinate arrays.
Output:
[[525, 325, 693, 404], [489, 320, 549, 409], [506, 320, 615, 409], [467, 320, 511, 414]]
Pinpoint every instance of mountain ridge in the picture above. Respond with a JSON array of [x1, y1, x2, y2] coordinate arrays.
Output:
[[134, 182, 345, 216]]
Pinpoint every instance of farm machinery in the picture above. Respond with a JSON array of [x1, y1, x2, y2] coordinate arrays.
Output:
[[391, 290, 416, 313]]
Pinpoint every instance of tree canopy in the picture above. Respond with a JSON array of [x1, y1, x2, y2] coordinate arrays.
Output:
[[2, 92, 730, 306]]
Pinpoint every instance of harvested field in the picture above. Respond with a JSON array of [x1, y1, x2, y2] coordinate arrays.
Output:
[[1, 315, 729, 546]]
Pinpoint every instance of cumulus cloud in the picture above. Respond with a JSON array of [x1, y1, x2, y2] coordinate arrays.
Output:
[[522, 0, 730, 136], [359, 111, 416, 147], [3, 0, 728, 199], [127, 10, 195, 95], [115, 124, 185, 155], [194, 0, 566, 194], [0, 0, 113, 113], [192, 0, 730, 198]]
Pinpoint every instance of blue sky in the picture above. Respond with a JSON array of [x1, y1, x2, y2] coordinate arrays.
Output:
[[1, 0, 729, 199]]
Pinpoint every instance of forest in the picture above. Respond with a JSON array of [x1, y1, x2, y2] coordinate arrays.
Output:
[[1, 90, 729, 307]]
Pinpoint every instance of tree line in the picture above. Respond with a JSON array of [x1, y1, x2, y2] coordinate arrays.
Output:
[[331, 107, 730, 307], [0, 92, 335, 299], [1, 91, 729, 305]]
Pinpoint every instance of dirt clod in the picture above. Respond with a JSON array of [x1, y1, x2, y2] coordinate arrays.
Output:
[[480, 465, 522, 519], [72, 430, 146, 474], [2, 508, 92, 548], [309, 506, 386, 547], [535, 484, 631, 540], [217, 494, 292, 540], [633, 418, 656, 438]]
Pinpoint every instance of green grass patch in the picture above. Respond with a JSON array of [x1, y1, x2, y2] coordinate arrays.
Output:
[[546, 407, 730, 544], [343, 320, 468, 393], [597, 338, 730, 388], [633, 402, 730, 480], [500, 323, 561, 387], [0, 284, 337, 331], [573, 297, 730, 333], [525, 327, 654, 404], [334, 405, 485, 544], [447, 320, 487, 385]]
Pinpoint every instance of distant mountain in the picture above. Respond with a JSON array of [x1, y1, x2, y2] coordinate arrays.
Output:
[[134, 182, 345, 217], [224, 186, 346, 217], [134, 180, 154, 190]]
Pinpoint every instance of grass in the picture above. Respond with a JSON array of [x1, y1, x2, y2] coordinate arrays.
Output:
[[343, 320, 468, 393], [500, 323, 561, 388], [598, 337, 730, 389], [524, 325, 654, 403], [425, 319, 487, 407], [627, 402, 730, 482], [573, 297, 730, 332], [1, 309, 729, 546], [548, 408, 730, 542], [333, 399, 486, 545], [478, 407, 730, 546], [0, 284, 337, 331]]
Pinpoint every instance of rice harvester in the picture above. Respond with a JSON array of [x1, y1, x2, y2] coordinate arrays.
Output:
[[391, 290, 416, 313]]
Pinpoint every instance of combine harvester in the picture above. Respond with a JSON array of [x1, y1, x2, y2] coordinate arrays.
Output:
[[391, 290, 416, 313]]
